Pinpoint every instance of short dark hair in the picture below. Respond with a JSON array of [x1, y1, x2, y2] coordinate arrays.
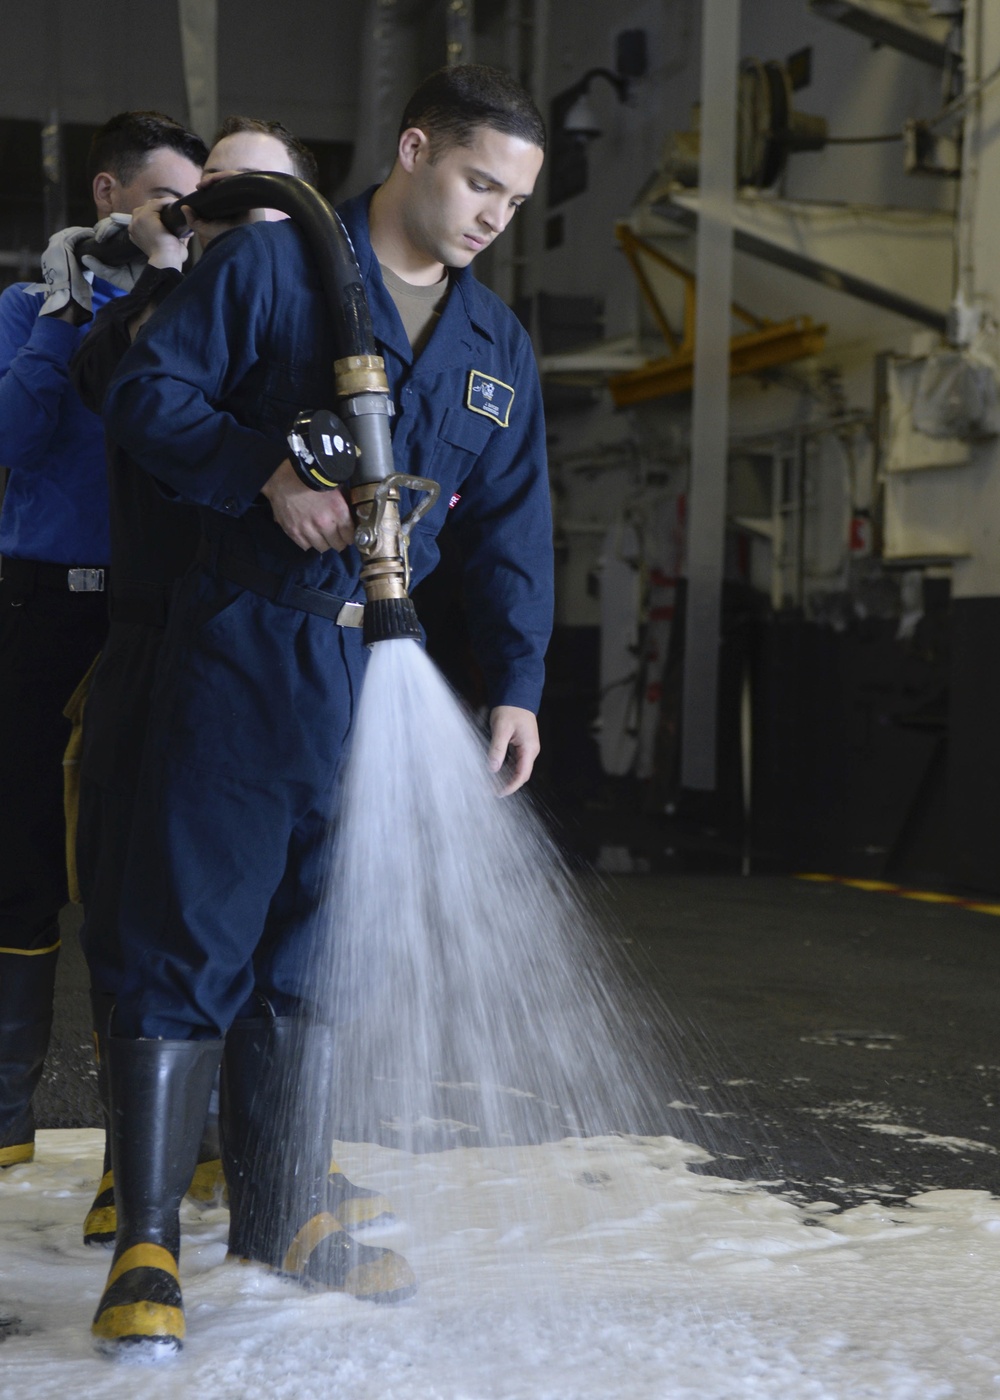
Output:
[[211, 115, 319, 185], [88, 110, 208, 185], [398, 65, 545, 158]]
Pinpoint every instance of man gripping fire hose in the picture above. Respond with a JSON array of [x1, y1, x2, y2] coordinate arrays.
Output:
[[88, 66, 553, 1358]]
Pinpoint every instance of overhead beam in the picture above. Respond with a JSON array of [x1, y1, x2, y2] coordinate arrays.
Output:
[[653, 192, 951, 333], [809, 0, 953, 69]]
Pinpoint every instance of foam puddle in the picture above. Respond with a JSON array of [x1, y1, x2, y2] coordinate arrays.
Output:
[[2, 1128, 1000, 1397]]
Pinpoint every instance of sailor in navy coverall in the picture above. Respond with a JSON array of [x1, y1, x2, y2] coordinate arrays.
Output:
[[104, 188, 552, 1039], [90, 68, 551, 1349]]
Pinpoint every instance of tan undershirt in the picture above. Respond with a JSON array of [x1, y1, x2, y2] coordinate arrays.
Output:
[[379, 263, 451, 357]]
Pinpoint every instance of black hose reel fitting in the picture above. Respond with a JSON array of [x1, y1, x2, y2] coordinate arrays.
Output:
[[286, 409, 357, 490]]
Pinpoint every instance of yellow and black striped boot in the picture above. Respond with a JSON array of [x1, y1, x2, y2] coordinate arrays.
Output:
[[82, 991, 116, 1245], [186, 1082, 225, 1207], [86, 1147, 226, 1247], [84, 992, 226, 1245], [0, 939, 59, 1168], [91, 1036, 223, 1359], [221, 1008, 416, 1304], [327, 1157, 394, 1231]]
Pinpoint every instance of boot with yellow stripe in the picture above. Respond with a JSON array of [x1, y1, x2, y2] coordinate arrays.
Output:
[[82, 991, 116, 1245], [326, 1157, 394, 1231], [185, 1091, 226, 1207], [176, 1153, 390, 1225], [86, 1147, 226, 1245], [221, 1008, 415, 1304], [91, 1035, 223, 1358], [0, 939, 60, 1168], [84, 1090, 381, 1241], [84, 992, 225, 1245]]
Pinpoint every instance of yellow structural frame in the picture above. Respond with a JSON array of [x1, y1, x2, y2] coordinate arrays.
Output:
[[608, 223, 827, 407]]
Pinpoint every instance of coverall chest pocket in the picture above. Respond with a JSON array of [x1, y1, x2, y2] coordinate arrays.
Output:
[[425, 406, 492, 492], [437, 405, 494, 456], [419, 407, 496, 515]]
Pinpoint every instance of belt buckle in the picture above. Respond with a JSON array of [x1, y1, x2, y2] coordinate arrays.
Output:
[[336, 600, 364, 628], [68, 568, 105, 593]]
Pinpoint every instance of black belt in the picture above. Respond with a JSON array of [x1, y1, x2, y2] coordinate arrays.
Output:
[[197, 543, 364, 628], [1, 557, 106, 592]]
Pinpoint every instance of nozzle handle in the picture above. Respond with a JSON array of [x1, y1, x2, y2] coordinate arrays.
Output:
[[352, 474, 440, 552]]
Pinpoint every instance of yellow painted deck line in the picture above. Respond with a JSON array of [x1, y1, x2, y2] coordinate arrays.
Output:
[[795, 873, 1000, 916], [898, 890, 963, 905]]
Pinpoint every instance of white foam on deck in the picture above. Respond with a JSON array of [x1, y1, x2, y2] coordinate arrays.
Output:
[[2, 1129, 999, 1398]]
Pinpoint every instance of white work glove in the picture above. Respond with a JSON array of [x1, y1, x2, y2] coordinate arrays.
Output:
[[81, 213, 146, 292], [37, 225, 96, 321]]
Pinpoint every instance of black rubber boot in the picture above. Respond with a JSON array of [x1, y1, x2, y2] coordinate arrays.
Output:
[[91, 1036, 223, 1358], [0, 940, 59, 1168], [221, 1008, 415, 1303], [84, 992, 225, 1246], [82, 990, 116, 1244]]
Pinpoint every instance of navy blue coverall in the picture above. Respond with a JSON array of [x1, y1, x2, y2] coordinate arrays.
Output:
[[70, 264, 200, 1000], [102, 189, 553, 1039]]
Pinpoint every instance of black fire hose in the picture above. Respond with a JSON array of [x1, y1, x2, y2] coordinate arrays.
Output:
[[78, 174, 377, 383], [81, 174, 438, 644], [168, 174, 377, 368]]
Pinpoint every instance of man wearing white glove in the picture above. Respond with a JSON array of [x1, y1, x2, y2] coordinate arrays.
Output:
[[36, 215, 148, 325], [0, 110, 206, 1172]]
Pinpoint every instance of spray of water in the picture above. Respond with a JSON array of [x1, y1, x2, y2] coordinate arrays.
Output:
[[301, 638, 687, 1161]]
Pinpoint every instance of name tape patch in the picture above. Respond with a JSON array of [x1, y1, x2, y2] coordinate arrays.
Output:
[[466, 370, 514, 427]]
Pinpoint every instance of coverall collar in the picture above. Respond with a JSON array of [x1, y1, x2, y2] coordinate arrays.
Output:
[[337, 188, 498, 369]]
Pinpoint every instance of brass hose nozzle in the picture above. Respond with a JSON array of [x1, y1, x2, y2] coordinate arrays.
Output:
[[351, 474, 440, 645]]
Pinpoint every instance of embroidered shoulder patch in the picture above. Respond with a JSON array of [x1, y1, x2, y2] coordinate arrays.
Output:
[[466, 369, 514, 427]]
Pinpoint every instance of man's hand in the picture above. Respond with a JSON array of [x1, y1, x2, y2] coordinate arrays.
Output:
[[125, 199, 192, 272], [182, 170, 257, 250], [487, 706, 540, 796], [261, 458, 355, 553], [81, 214, 148, 292], [37, 226, 95, 323]]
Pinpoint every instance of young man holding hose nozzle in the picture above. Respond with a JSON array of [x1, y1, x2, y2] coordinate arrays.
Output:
[[92, 65, 553, 1357]]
